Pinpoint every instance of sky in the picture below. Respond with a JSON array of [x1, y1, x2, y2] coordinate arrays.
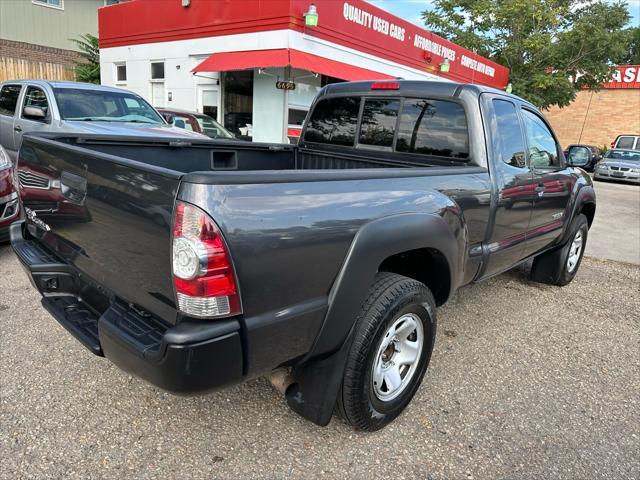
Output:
[[367, 0, 640, 30]]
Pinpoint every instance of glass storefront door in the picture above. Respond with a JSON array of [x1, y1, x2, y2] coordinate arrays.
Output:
[[223, 70, 253, 140]]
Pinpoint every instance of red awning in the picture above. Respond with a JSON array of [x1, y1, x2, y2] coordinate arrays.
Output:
[[192, 48, 393, 81]]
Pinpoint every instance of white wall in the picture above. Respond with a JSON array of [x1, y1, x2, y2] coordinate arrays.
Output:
[[252, 68, 287, 143], [99, 29, 444, 142]]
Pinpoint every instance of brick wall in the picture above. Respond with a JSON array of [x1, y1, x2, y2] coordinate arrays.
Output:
[[545, 89, 640, 149], [0, 39, 81, 81]]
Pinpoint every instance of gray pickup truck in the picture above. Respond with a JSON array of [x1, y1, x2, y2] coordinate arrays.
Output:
[[11, 80, 595, 431]]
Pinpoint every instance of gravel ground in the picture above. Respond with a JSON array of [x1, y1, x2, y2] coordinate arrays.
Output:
[[1, 243, 638, 479]]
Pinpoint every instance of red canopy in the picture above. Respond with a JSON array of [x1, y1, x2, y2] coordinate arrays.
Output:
[[192, 48, 393, 81]]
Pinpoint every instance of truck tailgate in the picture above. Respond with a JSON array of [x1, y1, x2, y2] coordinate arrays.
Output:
[[18, 135, 181, 323]]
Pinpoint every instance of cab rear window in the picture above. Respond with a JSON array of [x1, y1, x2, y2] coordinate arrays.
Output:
[[359, 98, 399, 148], [396, 99, 468, 159], [304, 95, 469, 160], [303, 96, 360, 146]]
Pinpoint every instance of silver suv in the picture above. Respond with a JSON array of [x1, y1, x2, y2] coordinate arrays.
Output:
[[0, 80, 206, 162]]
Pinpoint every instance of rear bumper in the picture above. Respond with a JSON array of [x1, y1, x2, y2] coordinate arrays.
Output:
[[10, 221, 244, 394]]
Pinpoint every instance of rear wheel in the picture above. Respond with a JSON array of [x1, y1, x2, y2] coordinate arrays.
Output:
[[336, 273, 436, 431], [531, 214, 589, 286]]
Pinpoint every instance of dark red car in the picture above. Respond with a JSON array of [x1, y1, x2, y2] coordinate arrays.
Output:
[[0, 146, 19, 243]]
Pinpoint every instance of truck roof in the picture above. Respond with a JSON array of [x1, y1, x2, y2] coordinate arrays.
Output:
[[0, 79, 134, 95], [320, 80, 534, 109]]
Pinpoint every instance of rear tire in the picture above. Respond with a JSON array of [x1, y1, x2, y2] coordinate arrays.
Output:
[[336, 273, 436, 431], [531, 214, 589, 286]]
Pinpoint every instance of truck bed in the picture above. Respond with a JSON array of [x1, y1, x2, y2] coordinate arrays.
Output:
[[55, 134, 473, 173]]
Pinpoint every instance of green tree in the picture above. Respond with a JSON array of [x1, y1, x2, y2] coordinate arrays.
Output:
[[422, 0, 632, 108], [623, 26, 640, 64], [69, 34, 100, 84]]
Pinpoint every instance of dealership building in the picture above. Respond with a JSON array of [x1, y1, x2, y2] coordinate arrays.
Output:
[[98, 0, 509, 143]]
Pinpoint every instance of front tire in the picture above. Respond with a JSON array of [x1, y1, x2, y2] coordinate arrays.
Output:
[[531, 214, 589, 286], [336, 273, 436, 431]]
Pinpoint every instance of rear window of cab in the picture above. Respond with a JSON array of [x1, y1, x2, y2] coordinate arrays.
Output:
[[303, 95, 469, 160]]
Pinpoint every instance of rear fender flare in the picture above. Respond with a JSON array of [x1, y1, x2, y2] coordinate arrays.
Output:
[[285, 213, 462, 426], [307, 212, 461, 359]]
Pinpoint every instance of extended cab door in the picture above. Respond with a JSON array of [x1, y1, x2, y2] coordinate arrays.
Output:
[[479, 95, 535, 278], [0, 83, 24, 162], [520, 108, 573, 257]]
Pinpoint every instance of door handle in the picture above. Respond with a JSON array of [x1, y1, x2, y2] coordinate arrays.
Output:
[[14, 125, 22, 132]]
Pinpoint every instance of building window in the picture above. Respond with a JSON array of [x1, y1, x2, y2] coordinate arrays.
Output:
[[151, 62, 165, 80], [115, 64, 127, 83], [32, 0, 64, 10]]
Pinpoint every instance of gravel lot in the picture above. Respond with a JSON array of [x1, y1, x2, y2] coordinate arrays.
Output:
[[1, 180, 638, 479]]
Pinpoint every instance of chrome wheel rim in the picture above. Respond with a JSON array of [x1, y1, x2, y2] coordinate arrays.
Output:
[[567, 230, 583, 273], [372, 313, 424, 402]]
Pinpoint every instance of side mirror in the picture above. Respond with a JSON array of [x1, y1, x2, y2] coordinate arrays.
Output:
[[566, 146, 590, 167], [23, 106, 47, 120]]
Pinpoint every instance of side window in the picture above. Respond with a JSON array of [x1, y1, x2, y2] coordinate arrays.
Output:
[[0, 85, 22, 117], [22, 86, 49, 118], [358, 98, 399, 148], [396, 98, 469, 159], [615, 136, 635, 149], [173, 115, 194, 131], [124, 97, 142, 109], [522, 109, 560, 168], [303, 96, 360, 146], [492, 99, 526, 168]]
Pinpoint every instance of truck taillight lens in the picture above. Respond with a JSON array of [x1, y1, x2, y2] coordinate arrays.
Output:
[[171, 201, 241, 318]]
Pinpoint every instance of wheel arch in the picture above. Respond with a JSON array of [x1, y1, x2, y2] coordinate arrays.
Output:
[[579, 201, 596, 228], [379, 247, 451, 307]]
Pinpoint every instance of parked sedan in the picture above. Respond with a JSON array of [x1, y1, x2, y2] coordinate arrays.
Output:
[[0, 145, 18, 242], [594, 149, 640, 184], [157, 108, 235, 140], [562, 144, 601, 172]]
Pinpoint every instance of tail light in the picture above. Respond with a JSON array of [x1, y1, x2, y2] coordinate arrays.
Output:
[[171, 201, 241, 318]]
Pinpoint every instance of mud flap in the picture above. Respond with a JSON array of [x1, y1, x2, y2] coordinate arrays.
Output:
[[285, 338, 352, 427]]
